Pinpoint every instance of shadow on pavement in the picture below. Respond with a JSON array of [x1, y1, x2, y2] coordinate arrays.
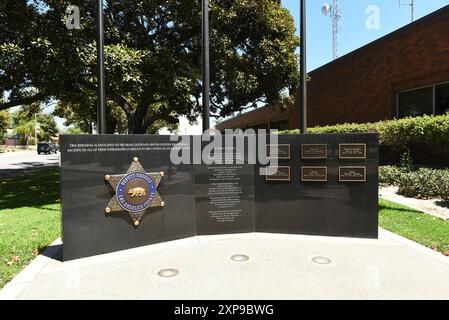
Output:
[[0, 163, 59, 180], [435, 200, 449, 209], [40, 243, 63, 262]]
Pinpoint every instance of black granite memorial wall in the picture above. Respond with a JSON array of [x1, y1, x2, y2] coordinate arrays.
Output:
[[61, 133, 378, 261], [255, 134, 378, 238]]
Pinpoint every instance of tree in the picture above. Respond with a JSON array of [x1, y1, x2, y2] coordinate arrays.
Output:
[[14, 120, 34, 145], [0, 109, 10, 139], [11, 105, 59, 144], [64, 125, 86, 135], [0, 0, 299, 133], [37, 113, 59, 141], [53, 97, 96, 134]]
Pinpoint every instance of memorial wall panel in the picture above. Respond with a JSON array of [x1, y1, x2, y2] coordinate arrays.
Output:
[[255, 134, 378, 239], [61, 133, 379, 260], [61, 135, 196, 261]]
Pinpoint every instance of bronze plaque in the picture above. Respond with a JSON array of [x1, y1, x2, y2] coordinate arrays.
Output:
[[339, 144, 367, 159], [301, 144, 327, 159], [339, 167, 366, 182], [301, 167, 328, 182], [265, 166, 291, 182], [266, 144, 291, 160]]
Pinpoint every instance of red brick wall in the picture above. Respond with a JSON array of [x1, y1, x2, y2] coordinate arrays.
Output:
[[218, 6, 449, 131], [217, 105, 296, 131]]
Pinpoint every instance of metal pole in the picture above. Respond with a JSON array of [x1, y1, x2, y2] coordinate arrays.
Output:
[[202, 0, 211, 131], [34, 113, 37, 145], [97, 0, 106, 134], [299, 0, 308, 133]]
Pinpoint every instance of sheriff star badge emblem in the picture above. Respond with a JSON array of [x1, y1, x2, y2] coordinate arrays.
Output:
[[104, 157, 165, 226]]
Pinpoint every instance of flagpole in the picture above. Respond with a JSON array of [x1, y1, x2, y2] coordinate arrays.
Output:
[[202, 0, 211, 131], [299, 0, 308, 133], [97, 0, 106, 134]]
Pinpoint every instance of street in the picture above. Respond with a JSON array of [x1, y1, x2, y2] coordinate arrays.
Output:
[[0, 150, 60, 179]]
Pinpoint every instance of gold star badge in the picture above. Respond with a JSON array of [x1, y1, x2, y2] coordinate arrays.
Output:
[[104, 157, 165, 226]]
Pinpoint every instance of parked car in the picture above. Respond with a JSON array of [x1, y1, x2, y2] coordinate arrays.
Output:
[[37, 143, 57, 154]]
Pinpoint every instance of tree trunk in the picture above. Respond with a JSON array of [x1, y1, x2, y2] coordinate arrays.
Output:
[[106, 114, 117, 134], [127, 108, 150, 134], [128, 118, 148, 134]]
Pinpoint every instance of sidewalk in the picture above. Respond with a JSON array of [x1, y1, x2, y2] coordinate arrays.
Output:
[[1, 229, 449, 300], [380, 186, 449, 220]]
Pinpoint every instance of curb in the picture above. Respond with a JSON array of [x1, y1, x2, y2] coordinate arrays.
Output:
[[379, 228, 449, 265], [0, 238, 62, 300]]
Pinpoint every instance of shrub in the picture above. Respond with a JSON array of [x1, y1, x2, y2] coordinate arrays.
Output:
[[280, 114, 449, 150], [380, 166, 449, 200], [379, 166, 404, 186], [397, 168, 449, 200]]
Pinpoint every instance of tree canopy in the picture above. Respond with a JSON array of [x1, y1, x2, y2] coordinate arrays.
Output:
[[12, 104, 59, 143], [0, 0, 299, 133]]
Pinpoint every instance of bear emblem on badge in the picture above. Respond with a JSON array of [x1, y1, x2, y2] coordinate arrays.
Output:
[[128, 187, 147, 198]]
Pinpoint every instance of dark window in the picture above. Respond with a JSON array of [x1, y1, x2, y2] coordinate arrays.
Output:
[[248, 123, 269, 131], [398, 87, 433, 118], [436, 83, 449, 115], [270, 119, 289, 131]]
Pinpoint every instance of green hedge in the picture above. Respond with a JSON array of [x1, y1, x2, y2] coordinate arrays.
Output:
[[380, 166, 449, 200], [280, 114, 449, 150], [379, 166, 404, 186]]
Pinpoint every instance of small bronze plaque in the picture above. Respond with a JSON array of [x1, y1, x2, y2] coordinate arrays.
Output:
[[265, 166, 291, 182], [266, 144, 291, 160], [339, 144, 367, 159], [339, 167, 367, 182], [301, 144, 328, 159], [301, 167, 328, 182]]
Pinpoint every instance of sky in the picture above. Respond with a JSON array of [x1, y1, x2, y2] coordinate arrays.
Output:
[[282, 0, 449, 71]]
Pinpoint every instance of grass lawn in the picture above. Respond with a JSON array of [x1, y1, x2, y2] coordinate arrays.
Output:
[[379, 198, 449, 255], [0, 169, 448, 289], [0, 169, 61, 289]]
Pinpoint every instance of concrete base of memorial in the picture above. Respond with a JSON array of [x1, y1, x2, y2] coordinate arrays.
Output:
[[2, 229, 449, 300]]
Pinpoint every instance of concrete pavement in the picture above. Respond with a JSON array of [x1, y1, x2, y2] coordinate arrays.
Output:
[[1, 229, 449, 300], [0, 150, 59, 178]]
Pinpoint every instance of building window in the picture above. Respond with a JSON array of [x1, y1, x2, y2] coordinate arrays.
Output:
[[397, 87, 433, 118], [270, 119, 289, 131], [248, 123, 269, 130], [397, 82, 449, 118], [436, 83, 449, 115]]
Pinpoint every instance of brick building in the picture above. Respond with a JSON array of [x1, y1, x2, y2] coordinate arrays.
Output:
[[217, 5, 449, 131]]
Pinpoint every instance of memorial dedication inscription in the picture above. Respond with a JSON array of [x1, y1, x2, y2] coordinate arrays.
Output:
[[195, 163, 255, 235]]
